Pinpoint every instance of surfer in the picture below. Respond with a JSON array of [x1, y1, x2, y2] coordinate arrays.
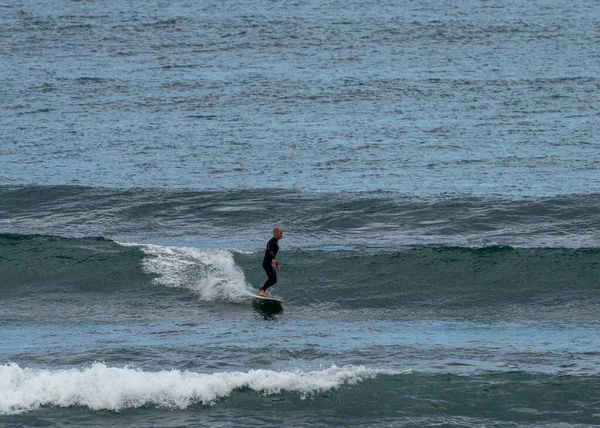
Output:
[[258, 227, 283, 297]]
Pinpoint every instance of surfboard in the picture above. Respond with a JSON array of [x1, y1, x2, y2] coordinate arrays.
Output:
[[246, 286, 283, 304]]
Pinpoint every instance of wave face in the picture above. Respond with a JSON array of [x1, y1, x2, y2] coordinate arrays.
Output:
[[2, 233, 598, 323], [222, 246, 600, 322]]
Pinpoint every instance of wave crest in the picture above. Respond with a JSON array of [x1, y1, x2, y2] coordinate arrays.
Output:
[[128, 243, 249, 302], [0, 363, 394, 415]]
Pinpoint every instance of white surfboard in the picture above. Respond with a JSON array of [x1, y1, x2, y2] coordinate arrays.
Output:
[[246, 286, 283, 304]]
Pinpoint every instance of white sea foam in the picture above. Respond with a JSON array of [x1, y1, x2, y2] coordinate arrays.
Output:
[[0, 363, 393, 415], [122, 243, 249, 302]]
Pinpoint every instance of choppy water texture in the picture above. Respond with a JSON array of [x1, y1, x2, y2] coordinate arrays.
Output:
[[1, 0, 599, 194], [2, 0, 600, 427]]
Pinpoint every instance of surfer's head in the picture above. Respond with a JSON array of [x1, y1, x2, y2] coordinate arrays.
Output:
[[273, 227, 284, 240]]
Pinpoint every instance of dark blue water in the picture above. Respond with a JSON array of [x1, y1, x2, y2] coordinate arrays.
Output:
[[1, 0, 600, 426]]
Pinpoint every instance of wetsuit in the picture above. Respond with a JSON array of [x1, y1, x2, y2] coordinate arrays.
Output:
[[260, 237, 279, 292]]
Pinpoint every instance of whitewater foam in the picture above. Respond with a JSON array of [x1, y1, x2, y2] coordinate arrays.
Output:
[[0, 363, 394, 415], [121, 243, 249, 302]]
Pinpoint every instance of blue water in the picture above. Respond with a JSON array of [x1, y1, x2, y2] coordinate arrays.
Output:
[[2, 0, 600, 426], [3, 320, 599, 375], [2, 0, 599, 195]]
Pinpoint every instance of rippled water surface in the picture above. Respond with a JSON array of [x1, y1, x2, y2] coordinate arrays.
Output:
[[2, 0, 600, 426]]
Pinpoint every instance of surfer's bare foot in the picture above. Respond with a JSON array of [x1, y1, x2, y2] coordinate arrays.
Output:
[[257, 289, 267, 297]]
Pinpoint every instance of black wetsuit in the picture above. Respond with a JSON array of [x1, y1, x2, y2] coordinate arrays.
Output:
[[260, 237, 279, 291]]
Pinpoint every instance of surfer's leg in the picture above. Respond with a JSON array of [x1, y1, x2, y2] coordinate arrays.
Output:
[[261, 265, 277, 292]]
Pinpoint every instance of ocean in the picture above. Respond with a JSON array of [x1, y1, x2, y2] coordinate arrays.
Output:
[[1, 0, 599, 426]]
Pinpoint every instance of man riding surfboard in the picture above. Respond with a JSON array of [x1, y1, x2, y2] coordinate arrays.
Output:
[[257, 227, 283, 297]]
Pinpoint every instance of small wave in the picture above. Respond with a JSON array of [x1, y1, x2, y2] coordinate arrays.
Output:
[[0, 363, 394, 415], [2, 187, 599, 250]]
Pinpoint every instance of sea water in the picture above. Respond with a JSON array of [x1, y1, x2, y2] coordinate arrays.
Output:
[[1, 0, 599, 426]]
